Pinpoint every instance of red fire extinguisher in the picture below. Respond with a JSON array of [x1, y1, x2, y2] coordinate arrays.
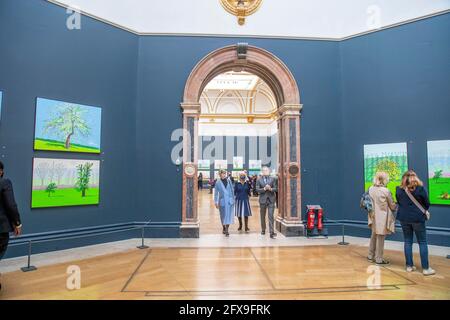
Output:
[[307, 208, 315, 230], [317, 208, 323, 231]]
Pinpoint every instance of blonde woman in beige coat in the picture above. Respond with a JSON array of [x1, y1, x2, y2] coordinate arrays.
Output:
[[367, 172, 397, 265]]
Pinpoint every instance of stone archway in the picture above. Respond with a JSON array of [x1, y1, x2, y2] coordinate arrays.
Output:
[[180, 43, 303, 238]]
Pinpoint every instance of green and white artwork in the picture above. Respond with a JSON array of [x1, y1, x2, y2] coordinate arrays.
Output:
[[427, 140, 450, 205], [249, 160, 262, 176], [233, 156, 243, 170], [364, 142, 408, 199], [214, 160, 227, 171], [32, 158, 100, 208], [198, 159, 210, 170], [34, 98, 102, 154]]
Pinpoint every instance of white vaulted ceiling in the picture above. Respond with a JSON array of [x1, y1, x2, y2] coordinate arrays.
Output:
[[48, 0, 450, 39]]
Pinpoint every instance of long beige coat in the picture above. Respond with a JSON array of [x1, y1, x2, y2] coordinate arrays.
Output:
[[368, 186, 397, 235]]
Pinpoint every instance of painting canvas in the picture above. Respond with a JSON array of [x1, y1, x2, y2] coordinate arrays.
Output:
[[233, 156, 244, 170], [427, 140, 450, 205], [198, 159, 210, 170], [364, 142, 408, 200], [249, 160, 262, 170], [214, 160, 228, 171], [34, 98, 102, 154], [32, 158, 100, 208]]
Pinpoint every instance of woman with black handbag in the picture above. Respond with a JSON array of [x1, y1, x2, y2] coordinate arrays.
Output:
[[396, 170, 435, 276]]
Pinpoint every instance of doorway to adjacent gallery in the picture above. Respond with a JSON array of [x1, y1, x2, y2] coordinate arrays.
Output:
[[197, 71, 279, 235], [180, 44, 303, 238]]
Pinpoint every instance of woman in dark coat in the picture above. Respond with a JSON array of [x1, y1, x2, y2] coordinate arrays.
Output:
[[396, 170, 435, 276], [197, 172, 203, 190], [234, 173, 252, 232], [0, 161, 22, 290]]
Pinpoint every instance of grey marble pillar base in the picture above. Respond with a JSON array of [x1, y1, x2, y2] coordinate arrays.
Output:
[[276, 219, 305, 237], [179, 223, 200, 238]]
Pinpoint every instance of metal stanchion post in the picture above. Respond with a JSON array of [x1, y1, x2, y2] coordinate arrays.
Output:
[[337, 224, 349, 246], [21, 240, 37, 272], [137, 227, 149, 249]]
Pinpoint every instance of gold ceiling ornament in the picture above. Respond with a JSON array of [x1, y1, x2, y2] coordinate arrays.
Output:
[[220, 0, 263, 25]]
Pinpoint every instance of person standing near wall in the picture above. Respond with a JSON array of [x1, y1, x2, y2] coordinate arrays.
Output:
[[396, 170, 435, 276], [256, 166, 277, 239], [214, 170, 235, 237], [0, 161, 22, 290], [367, 171, 397, 265], [234, 172, 252, 232], [197, 172, 203, 190]]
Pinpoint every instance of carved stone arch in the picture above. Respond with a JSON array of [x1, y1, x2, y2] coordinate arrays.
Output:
[[180, 44, 303, 238]]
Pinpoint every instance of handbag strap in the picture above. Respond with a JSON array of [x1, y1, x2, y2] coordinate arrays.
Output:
[[404, 188, 426, 214]]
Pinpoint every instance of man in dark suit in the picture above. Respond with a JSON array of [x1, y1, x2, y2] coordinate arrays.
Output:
[[256, 166, 277, 239], [0, 161, 22, 290]]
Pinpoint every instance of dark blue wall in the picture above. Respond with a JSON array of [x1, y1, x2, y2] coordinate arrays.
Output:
[[340, 13, 450, 241], [0, 0, 448, 257], [0, 0, 140, 255]]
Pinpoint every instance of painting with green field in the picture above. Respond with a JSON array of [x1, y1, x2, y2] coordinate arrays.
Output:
[[427, 140, 450, 205], [364, 143, 408, 200], [32, 158, 100, 208], [34, 98, 102, 154]]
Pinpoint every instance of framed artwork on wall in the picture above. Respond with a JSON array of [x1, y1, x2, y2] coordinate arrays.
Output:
[[198, 159, 210, 170], [249, 160, 262, 170], [427, 140, 450, 205], [31, 158, 100, 208], [34, 98, 102, 154], [214, 160, 227, 171], [233, 156, 244, 170], [249, 160, 262, 176], [363, 142, 408, 200]]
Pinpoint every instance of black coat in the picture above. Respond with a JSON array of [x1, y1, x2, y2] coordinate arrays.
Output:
[[396, 186, 430, 223], [0, 177, 21, 233]]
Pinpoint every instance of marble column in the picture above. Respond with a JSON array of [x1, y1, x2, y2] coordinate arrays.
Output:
[[179, 103, 200, 238], [276, 104, 304, 237]]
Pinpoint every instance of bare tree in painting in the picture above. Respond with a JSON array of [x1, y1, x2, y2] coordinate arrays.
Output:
[[34, 161, 50, 186], [44, 104, 91, 149], [53, 162, 66, 185]]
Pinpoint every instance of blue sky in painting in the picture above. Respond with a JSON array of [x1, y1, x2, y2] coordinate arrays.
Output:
[[364, 142, 407, 157], [35, 98, 102, 149], [427, 140, 450, 177]]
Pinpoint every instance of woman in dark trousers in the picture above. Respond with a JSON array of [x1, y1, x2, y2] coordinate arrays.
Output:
[[234, 173, 252, 232], [396, 170, 435, 276], [197, 172, 203, 190], [0, 161, 22, 290]]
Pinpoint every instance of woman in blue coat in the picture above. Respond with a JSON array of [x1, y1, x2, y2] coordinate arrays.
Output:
[[234, 173, 252, 232], [214, 169, 235, 236]]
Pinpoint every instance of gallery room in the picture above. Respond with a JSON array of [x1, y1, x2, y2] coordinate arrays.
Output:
[[0, 0, 449, 306]]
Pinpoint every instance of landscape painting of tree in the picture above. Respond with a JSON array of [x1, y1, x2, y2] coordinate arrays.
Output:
[[32, 158, 100, 208], [34, 98, 102, 153], [364, 142, 408, 200], [427, 140, 450, 205]]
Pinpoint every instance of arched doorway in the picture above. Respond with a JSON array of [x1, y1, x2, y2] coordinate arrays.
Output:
[[180, 43, 303, 238]]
